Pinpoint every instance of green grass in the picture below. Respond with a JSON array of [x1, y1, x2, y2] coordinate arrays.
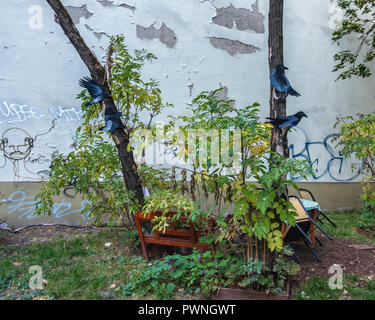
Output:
[[295, 274, 375, 300], [1, 210, 374, 300], [323, 210, 375, 245], [294, 210, 375, 300], [0, 229, 160, 300]]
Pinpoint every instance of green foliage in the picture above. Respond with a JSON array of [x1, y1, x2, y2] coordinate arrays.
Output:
[[151, 88, 314, 271], [359, 201, 375, 233], [332, 0, 375, 80], [123, 248, 299, 299], [334, 113, 375, 231], [34, 35, 170, 224], [141, 190, 214, 232], [333, 113, 375, 174]]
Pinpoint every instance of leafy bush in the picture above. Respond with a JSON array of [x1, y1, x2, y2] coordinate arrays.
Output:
[[359, 201, 375, 233], [156, 88, 313, 264], [334, 113, 375, 232], [123, 247, 299, 299], [332, 0, 375, 80], [34, 36, 170, 225]]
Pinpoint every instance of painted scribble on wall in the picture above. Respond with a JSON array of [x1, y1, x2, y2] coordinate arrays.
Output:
[[0, 100, 82, 124], [289, 128, 360, 182], [3, 190, 91, 222]]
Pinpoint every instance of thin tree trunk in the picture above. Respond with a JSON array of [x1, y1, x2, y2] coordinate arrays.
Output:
[[46, 0, 144, 204], [268, 0, 289, 158]]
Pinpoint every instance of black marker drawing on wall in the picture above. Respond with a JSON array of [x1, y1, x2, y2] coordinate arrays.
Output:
[[0, 119, 57, 183]]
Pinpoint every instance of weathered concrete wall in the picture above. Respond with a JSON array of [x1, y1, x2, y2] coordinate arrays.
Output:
[[0, 0, 374, 226], [0, 182, 90, 228], [0, 181, 363, 229]]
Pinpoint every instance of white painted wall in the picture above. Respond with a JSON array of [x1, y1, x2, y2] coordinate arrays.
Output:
[[0, 0, 374, 183]]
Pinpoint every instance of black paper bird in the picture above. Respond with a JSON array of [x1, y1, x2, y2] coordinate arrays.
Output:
[[100, 119, 125, 133], [100, 108, 125, 133], [79, 77, 111, 106], [103, 107, 122, 123], [271, 65, 301, 98], [266, 111, 307, 129]]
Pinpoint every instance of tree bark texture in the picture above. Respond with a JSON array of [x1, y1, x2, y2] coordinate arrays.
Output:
[[268, 0, 289, 158], [46, 0, 144, 204]]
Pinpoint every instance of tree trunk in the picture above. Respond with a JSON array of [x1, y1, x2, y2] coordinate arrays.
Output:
[[46, 0, 144, 204], [268, 0, 289, 158]]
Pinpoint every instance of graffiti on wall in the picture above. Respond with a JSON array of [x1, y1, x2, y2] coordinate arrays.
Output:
[[0, 100, 82, 124], [3, 190, 91, 222], [289, 128, 360, 182], [0, 119, 59, 182]]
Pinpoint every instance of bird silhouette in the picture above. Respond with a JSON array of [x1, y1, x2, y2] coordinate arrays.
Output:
[[271, 65, 301, 99], [103, 107, 122, 122], [100, 119, 125, 133], [79, 77, 111, 106], [100, 108, 125, 133], [266, 111, 307, 130]]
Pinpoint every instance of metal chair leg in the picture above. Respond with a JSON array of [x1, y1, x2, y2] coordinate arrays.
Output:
[[287, 245, 302, 265], [303, 238, 321, 262], [316, 237, 323, 247], [296, 224, 313, 244], [308, 217, 333, 240], [293, 252, 302, 265], [319, 211, 337, 228]]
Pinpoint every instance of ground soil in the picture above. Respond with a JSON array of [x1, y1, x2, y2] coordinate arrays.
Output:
[[0, 225, 102, 248], [356, 227, 375, 240], [292, 233, 375, 282], [2, 226, 375, 289]]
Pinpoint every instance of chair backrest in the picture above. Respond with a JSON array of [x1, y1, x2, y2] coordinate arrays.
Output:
[[298, 188, 315, 202], [283, 197, 311, 241], [288, 197, 309, 222]]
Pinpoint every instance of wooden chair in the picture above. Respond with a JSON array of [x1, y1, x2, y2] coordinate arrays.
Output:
[[134, 211, 215, 259]]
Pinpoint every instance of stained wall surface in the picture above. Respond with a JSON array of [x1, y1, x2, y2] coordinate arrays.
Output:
[[0, 1, 373, 228]]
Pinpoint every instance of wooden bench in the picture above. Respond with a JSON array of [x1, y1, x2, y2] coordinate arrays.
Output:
[[134, 211, 215, 259]]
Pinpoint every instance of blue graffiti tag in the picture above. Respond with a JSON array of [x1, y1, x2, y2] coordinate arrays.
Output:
[[289, 128, 360, 182], [6, 190, 91, 221]]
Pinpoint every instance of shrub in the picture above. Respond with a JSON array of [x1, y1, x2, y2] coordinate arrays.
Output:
[[334, 113, 375, 232]]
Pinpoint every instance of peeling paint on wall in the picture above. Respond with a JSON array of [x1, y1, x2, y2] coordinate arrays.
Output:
[[188, 83, 194, 96], [136, 23, 177, 48], [64, 5, 93, 25], [93, 32, 107, 40], [97, 0, 136, 12], [214, 85, 235, 107], [212, 1, 265, 33], [208, 37, 260, 56]]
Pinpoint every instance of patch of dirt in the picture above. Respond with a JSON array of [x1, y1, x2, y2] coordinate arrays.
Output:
[[356, 227, 375, 240], [293, 234, 375, 282], [0, 226, 102, 248]]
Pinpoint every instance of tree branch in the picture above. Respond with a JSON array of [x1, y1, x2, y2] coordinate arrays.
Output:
[[46, 0, 144, 204], [47, 0, 106, 84]]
